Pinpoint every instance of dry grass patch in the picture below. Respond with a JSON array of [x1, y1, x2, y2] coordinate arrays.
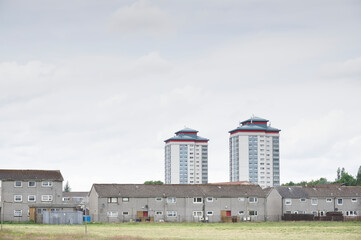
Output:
[[0, 221, 360, 240]]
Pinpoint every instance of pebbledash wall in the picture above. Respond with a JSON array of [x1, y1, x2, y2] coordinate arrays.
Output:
[[164, 128, 209, 184], [88, 184, 268, 223], [88, 184, 361, 223], [0, 170, 64, 222]]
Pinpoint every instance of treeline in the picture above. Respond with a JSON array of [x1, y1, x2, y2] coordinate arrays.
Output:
[[283, 166, 361, 186]]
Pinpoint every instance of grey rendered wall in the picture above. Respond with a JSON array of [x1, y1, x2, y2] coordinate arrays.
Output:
[[282, 196, 361, 216], [265, 189, 282, 221], [94, 196, 267, 223], [88, 187, 99, 222], [1, 180, 62, 222]]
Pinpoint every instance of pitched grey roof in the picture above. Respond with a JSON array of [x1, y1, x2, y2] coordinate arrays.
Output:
[[275, 186, 309, 198], [92, 184, 268, 198], [303, 185, 361, 197], [276, 185, 361, 198], [0, 169, 63, 181]]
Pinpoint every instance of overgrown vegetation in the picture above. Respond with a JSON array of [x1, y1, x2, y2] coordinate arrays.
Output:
[[283, 166, 361, 186]]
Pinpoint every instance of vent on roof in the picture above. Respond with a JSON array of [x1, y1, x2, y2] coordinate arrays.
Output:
[[218, 186, 221, 189]]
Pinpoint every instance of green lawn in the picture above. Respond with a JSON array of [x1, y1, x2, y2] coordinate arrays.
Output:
[[0, 221, 360, 240]]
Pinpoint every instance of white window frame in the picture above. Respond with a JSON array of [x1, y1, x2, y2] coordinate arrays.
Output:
[[193, 197, 203, 204], [42, 181, 53, 187], [14, 195, 22, 202], [167, 197, 176, 203], [285, 199, 292, 205], [107, 197, 118, 203], [122, 197, 129, 202], [299, 198, 306, 202], [207, 197, 213, 202], [337, 198, 343, 205], [155, 211, 163, 215], [167, 211, 177, 217], [122, 212, 129, 215], [346, 211, 357, 216], [351, 198, 357, 203], [28, 181, 36, 187], [14, 181, 22, 187], [41, 195, 53, 202], [28, 195, 36, 202], [249, 210, 258, 216], [207, 211, 213, 216], [326, 198, 332, 203], [248, 197, 258, 203], [238, 197, 245, 201], [107, 211, 118, 217], [14, 210, 22, 217], [155, 197, 163, 201], [193, 211, 203, 217], [238, 210, 244, 215], [311, 198, 318, 205], [62, 197, 70, 201]]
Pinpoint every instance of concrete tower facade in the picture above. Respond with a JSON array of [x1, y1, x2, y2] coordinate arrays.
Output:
[[165, 128, 209, 184], [229, 117, 280, 188]]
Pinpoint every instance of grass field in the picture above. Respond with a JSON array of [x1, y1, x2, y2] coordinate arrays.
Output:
[[0, 221, 360, 240]]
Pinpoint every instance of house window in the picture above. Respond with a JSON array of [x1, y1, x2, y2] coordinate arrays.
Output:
[[249, 210, 258, 216], [28, 195, 36, 202], [107, 197, 118, 203], [238, 197, 245, 201], [14, 195, 22, 202], [42, 181, 53, 187], [238, 211, 244, 215], [14, 181, 22, 187], [285, 199, 292, 205], [14, 210, 22, 217], [337, 198, 343, 205], [207, 197, 213, 202], [207, 211, 213, 216], [311, 198, 318, 205], [63, 197, 70, 201], [346, 211, 357, 216], [122, 212, 129, 215], [155, 211, 163, 215], [351, 198, 357, 203], [122, 197, 129, 202], [193, 211, 203, 217], [167, 211, 177, 217], [28, 181, 36, 187], [249, 197, 258, 203], [37, 209, 42, 214], [155, 197, 163, 201], [300, 198, 306, 202], [107, 211, 118, 217], [326, 198, 332, 203], [41, 195, 53, 202], [167, 197, 176, 203], [193, 197, 203, 203]]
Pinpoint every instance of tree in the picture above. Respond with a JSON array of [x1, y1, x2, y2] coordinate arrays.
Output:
[[64, 181, 71, 192], [335, 172, 357, 186], [144, 180, 164, 185], [357, 166, 361, 186]]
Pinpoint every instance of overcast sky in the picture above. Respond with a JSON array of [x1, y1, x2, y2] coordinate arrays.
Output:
[[1, 0, 360, 191]]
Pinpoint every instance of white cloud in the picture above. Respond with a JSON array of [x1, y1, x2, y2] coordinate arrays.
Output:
[[108, 0, 175, 36]]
